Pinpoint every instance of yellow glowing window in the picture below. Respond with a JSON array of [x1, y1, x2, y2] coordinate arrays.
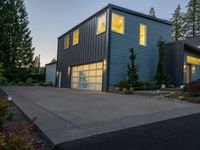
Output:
[[73, 29, 79, 45], [187, 56, 200, 65], [140, 24, 147, 46], [192, 66, 196, 74], [97, 13, 107, 34], [111, 13, 125, 34], [64, 35, 70, 49]]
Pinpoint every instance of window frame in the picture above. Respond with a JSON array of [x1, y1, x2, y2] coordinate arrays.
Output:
[[111, 12, 125, 35], [96, 13, 107, 35], [73, 29, 79, 46], [139, 23, 147, 46], [64, 34, 70, 49]]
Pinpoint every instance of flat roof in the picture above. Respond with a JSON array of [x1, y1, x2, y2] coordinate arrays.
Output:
[[58, 4, 171, 39]]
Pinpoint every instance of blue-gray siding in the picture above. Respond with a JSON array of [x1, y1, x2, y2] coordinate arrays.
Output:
[[46, 63, 57, 85], [109, 10, 172, 88]]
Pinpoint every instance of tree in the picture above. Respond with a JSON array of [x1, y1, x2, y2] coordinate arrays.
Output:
[[149, 7, 156, 17], [50, 58, 57, 63], [127, 48, 140, 88], [171, 4, 185, 41], [0, 0, 34, 81], [183, 0, 200, 37], [0, 64, 4, 78], [155, 37, 168, 86]]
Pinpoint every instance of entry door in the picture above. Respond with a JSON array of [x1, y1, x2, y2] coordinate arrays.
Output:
[[186, 64, 191, 83]]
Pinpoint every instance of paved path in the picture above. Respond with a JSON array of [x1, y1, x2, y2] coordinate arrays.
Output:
[[1, 86, 200, 148]]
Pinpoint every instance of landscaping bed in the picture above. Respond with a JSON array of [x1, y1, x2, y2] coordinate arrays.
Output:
[[0, 89, 53, 150]]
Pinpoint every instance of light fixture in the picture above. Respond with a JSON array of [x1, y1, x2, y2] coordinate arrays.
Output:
[[68, 66, 71, 76], [192, 66, 196, 74], [103, 59, 107, 70]]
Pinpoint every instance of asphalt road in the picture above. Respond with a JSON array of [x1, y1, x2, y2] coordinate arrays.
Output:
[[55, 113, 200, 150]]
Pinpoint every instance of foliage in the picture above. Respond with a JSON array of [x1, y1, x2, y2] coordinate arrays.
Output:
[[0, 98, 10, 128], [177, 96, 184, 101], [117, 80, 129, 91], [127, 48, 140, 88], [26, 78, 33, 85], [183, 0, 200, 37], [155, 38, 169, 86], [0, 118, 38, 150], [184, 79, 200, 96], [0, 64, 4, 78], [171, 4, 185, 41], [0, 0, 34, 81], [43, 82, 53, 87], [0, 77, 7, 86], [149, 7, 156, 17]]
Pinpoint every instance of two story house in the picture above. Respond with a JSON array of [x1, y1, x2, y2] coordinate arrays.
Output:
[[56, 4, 172, 91]]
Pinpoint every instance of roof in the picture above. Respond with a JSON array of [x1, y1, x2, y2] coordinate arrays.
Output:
[[58, 4, 171, 39], [45, 61, 57, 66]]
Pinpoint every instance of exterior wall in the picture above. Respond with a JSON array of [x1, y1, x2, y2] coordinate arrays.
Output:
[[166, 42, 184, 86], [46, 63, 57, 85], [183, 50, 200, 83], [56, 8, 110, 91], [109, 9, 172, 88]]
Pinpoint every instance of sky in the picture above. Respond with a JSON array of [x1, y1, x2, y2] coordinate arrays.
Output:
[[24, 0, 188, 66]]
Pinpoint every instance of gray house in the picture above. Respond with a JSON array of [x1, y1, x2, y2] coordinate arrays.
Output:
[[45, 62, 57, 86], [56, 4, 172, 91], [166, 36, 200, 86]]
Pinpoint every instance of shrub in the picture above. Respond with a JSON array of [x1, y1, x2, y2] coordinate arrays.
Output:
[[0, 98, 10, 128], [0, 118, 38, 150], [117, 80, 129, 91], [26, 78, 33, 85], [43, 82, 53, 87], [122, 88, 128, 93], [17, 81, 26, 86], [0, 77, 7, 86], [115, 87, 120, 91], [184, 79, 200, 96], [177, 96, 184, 101], [129, 87, 134, 92]]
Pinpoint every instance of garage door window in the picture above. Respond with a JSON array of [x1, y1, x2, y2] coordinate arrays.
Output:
[[71, 62, 103, 91]]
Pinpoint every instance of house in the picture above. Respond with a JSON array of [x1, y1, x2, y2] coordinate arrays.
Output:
[[56, 4, 172, 91], [45, 61, 57, 86], [166, 36, 200, 86]]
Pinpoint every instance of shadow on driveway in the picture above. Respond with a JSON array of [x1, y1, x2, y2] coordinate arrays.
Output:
[[55, 113, 200, 150]]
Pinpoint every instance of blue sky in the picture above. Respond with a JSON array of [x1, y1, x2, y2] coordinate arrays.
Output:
[[24, 0, 188, 66]]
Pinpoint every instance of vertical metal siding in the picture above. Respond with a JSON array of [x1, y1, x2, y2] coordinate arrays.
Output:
[[57, 9, 109, 89]]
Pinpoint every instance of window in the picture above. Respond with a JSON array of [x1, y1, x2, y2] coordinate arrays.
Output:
[[97, 13, 107, 34], [73, 29, 79, 45], [140, 24, 147, 46], [111, 13, 125, 34], [64, 35, 70, 49], [192, 66, 196, 74]]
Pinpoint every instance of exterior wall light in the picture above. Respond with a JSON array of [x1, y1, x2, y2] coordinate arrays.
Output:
[[68, 66, 71, 76], [183, 64, 186, 72], [103, 59, 107, 70]]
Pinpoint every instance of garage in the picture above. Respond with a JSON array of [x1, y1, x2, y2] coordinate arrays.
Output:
[[71, 61, 104, 91]]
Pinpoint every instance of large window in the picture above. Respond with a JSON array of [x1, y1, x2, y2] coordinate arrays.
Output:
[[71, 62, 103, 91], [111, 13, 125, 34], [73, 29, 79, 45], [64, 35, 70, 49], [97, 13, 107, 34], [140, 24, 147, 46]]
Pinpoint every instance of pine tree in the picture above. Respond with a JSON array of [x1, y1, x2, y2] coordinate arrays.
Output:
[[184, 0, 200, 37], [155, 37, 168, 86], [149, 7, 156, 17], [0, 0, 34, 81], [171, 4, 185, 41], [127, 48, 140, 88]]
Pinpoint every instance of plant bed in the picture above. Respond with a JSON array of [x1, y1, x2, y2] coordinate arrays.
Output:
[[0, 90, 53, 150]]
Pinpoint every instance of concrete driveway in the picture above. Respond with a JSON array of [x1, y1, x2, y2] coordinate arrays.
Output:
[[2, 86, 200, 147]]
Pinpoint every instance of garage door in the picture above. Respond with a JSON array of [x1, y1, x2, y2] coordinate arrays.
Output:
[[71, 62, 103, 91]]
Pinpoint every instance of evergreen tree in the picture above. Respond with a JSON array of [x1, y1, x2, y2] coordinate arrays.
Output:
[[171, 4, 185, 41], [184, 0, 200, 37], [155, 38, 168, 86], [127, 48, 140, 88], [149, 7, 156, 17], [0, 0, 34, 81]]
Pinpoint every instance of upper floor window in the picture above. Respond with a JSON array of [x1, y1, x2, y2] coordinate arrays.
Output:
[[111, 13, 125, 34], [140, 24, 147, 46], [97, 13, 107, 34], [64, 35, 70, 49], [73, 29, 79, 46]]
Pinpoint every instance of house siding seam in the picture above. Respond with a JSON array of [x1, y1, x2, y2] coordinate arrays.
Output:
[[109, 9, 172, 88]]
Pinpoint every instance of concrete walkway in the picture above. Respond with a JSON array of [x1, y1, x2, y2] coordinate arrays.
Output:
[[1, 86, 200, 147]]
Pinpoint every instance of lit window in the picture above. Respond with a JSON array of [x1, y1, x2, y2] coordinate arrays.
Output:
[[192, 66, 196, 74], [97, 13, 107, 34], [64, 35, 70, 49], [140, 24, 147, 46], [73, 29, 79, 45], [111, 13, 125, 34]]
